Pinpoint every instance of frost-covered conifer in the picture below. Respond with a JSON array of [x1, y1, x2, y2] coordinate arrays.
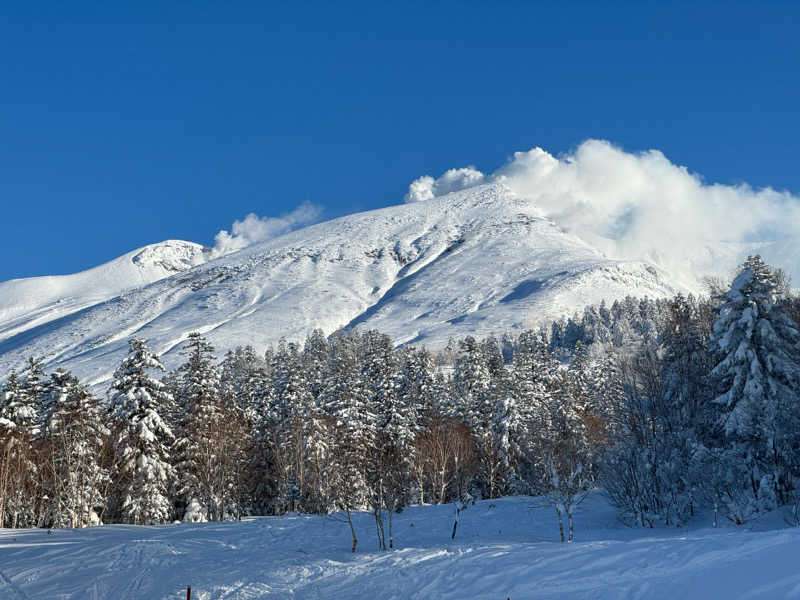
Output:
[[219, 345, 269, 422], [320, 332, 369, 518], [708, 255, 800, 513], [0, 370, 39, 527], [0, 371, 25, 431], [13, 357, 46, 437], [174, 333, 237, 520], [42, 369, 109, 527], [108, 338, 175, 524], [267, 339, 314, 512], [452, 336, 492, 430]]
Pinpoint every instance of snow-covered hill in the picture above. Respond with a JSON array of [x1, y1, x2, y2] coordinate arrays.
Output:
[[0, 183, 684, 386], [1, 494, 798, 599], [0, 239, 206, 345]]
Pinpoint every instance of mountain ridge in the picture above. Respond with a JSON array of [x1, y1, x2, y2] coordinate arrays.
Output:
[[0, 183, 686, 386]]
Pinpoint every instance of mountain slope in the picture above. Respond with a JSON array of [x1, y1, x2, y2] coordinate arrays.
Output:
[[0, 183, 684, 385], [0, 240, 206, 345]]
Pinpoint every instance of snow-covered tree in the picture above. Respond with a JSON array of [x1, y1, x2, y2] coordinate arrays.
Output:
[[539, 382, 594, 542], [41, 369, 109, 527], [0, 370, 39, 527], [9, 358, 46, 437], [219, 345, 269, 420], [266, 339, 314, 512], [707, 255, 800, 516], [451, 336, 491, 427], [108, 338, 176, 524], [0, 371, 25, 431], [174, 333, 247, 521]]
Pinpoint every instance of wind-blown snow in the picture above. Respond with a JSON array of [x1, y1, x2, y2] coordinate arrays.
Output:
[[0, 183, 682, 386], [1, 494, 799, 599], [408, 140, 800, 285]]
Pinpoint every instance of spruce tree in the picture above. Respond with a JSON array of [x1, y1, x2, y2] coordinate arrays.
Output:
[[0, 371, 38, 527], [108, 338, 176, 524], [174, 332, 231, 520], [42, 370, 109, 527], [708, 255, 800, 514]]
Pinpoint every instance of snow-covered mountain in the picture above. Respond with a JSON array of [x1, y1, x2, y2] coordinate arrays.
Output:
[[0, 239, 206, 345], [0, 182, 685, 386]]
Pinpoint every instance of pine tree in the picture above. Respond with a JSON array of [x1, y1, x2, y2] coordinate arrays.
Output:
[[0, 371, 25, 430], [42, 370, 109, 527], [320, 332, 369, 530], [511, 332, 558, 492], [303, 329, 329, 401], [302, 331, 336, 513], [452, 336, 492, 431], [12, 357, 46, 437], [707, 255, 800, 515], [173, 332, 241, 521], [0, 371, 39, 527], [267, 339, 314, 512], [108, 338, 176, 524], [219, 345, 269, 423]]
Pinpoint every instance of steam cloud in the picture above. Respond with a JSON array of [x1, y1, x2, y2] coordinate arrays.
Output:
[[211, 202, 323, 258], [404, 167, 485, 203], [406, 140, 800, 286]]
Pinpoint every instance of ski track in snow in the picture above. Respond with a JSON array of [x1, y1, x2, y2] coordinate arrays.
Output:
[[3, 495, 800, 599]]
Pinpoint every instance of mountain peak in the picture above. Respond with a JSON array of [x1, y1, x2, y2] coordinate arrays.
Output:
[[0, 183, 687, 386], [130, 240, 206, 273]]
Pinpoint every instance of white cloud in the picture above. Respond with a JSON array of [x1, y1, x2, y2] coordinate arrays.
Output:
[[405, 140, 800, 285], [404, 167, 485, 202], [210, 202, 323, 258]]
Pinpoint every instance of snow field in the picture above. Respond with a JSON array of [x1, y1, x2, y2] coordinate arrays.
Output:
[[1, 494, 800, 599]]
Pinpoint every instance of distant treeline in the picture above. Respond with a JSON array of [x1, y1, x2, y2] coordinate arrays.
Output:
[[1, 254, 800, 546]]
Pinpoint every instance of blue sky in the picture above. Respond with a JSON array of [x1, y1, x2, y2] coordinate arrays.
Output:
[[1, 1, 799, 280]]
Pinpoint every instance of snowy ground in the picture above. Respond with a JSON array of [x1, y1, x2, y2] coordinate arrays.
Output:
[[1, 493, 799, 599]]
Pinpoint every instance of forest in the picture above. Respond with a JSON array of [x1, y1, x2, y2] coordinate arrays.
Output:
[[1, 254, 799, 549]]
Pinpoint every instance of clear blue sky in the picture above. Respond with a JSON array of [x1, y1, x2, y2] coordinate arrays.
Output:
[[2, 1, 799, 281]]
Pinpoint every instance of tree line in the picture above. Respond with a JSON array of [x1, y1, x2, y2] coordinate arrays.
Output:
[[1, 255, 799, 545]]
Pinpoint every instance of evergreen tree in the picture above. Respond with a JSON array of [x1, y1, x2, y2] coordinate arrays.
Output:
[[452, 336, 492, 430], [0, 371, 38, 527], [174, 332, 236, 521], [267, 339, 314, 512], [42, 370, 109, 527], [0, 371, 25, 430], [319, 331, 369, 519], [219, 345, 269, 424], [13, 357, 46, 437], [707, 255, 800, 514], [108, 338, 176, 524]]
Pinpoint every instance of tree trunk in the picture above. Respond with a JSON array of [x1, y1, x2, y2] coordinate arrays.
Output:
[[374, 508, 386, 551], [388, 501, 394, 549], [345, 509, 357, 552], [567, 507, 574, 542], [555, 505, 565, 542]]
